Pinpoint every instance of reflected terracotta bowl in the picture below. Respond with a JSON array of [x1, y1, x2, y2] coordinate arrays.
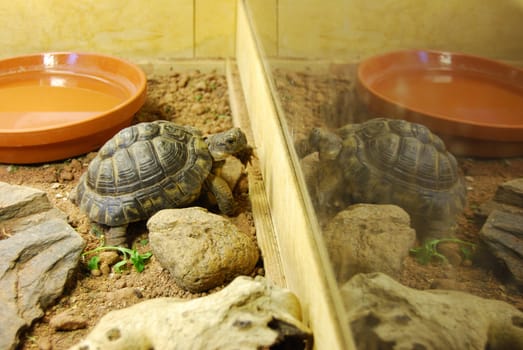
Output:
[[0, 52, 146, 164], [357, 50, 523, 157]]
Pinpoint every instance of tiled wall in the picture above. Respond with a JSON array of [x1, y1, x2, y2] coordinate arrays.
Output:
[[0, 0, 522, 62], [0, 0, 236, 59], [249, 0, 523, 62]]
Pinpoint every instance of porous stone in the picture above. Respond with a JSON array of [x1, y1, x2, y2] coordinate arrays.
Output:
[[323, 204, 416, 283], [148, 207, 259, 292], [342, 272, 523, 350], [70, 276, 312, 350]]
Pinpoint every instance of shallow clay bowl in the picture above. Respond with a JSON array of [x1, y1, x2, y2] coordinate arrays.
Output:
[[357, 50, 523, 157], [0, 52, 146, 164]]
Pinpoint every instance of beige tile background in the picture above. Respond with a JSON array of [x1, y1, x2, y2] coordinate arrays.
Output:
[[0, 0, 236, 59], [195, 0, 236, 57], [252, 0, 523, 62], [243, 0, 278, 56], [0, 0, 521, 62]]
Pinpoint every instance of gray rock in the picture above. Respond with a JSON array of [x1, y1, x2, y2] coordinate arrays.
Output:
[[0, 182, 85, 350], [480, 209, 523, 286], [148, 207, 259, 292], [478, 178, 523, 220], [0, 182, 68, 234], [341, 273, 523, 350], [70, 276, 312, 350], [323, 204, 416, 283], [477, 178, 523, 286], [494, 178, 523, 208], [0, 181, 52, 220]]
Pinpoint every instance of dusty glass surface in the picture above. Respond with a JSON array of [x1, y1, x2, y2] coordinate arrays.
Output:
[[245, 0, 523, 347]]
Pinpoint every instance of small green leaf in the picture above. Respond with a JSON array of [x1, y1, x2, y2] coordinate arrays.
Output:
[[7, 165, 19, 173], [113, 260, 128, 273], [130, 251, 153, 273], [89, 225, 104, 238], [410, 238, 475, 265], [87, 255, 100, 270], [460, 246, 473, 261], [82, 244, 153, 273], [132, 260, 145, 273], [410, 246, 432, 265]]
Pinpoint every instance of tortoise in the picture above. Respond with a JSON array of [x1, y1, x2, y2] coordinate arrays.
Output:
[[298, 118, 466, 240], [71, 120, 251, 246]]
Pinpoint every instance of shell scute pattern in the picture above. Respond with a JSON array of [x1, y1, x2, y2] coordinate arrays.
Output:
[[152, 132, 190, 175], [308, 118, 466, 237], [75, 121, 213, 227], [108, 149, 137, 192], [349, 119, 461, 191], [130, 140, 168, 188]]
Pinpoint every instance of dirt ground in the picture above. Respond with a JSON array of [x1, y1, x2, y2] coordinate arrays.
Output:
[[1, 67, 523, 349], [0, 71, 261, 350]]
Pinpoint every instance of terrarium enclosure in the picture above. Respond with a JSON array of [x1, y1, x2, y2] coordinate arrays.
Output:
[[1, 1, 523, 349], [238, 0, 523, 349]]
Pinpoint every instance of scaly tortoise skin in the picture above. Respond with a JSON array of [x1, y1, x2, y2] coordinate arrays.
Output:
[[300, 118, 466, 239], [72, 120, 249, 246]]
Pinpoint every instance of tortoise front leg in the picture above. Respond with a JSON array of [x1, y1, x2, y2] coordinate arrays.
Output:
[[205, 173, 235, 215], [104, 225, 129, 247]]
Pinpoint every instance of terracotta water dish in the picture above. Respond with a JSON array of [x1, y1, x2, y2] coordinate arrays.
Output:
[[0, 52, 146, 164], [357, 49, 523, 157]]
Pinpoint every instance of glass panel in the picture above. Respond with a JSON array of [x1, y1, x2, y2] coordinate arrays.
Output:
[[245, 0, 523, 348]]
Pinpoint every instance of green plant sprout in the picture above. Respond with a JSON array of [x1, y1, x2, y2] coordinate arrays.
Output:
[[86, 255, 101, 271], [6, 165, 19, 173], [83, 239, 152, 273], [409, 238, 475, 265]]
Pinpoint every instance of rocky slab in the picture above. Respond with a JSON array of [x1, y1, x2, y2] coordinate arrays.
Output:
[[478, 178, 523, 220], [0, 182, 85, 350], [477, 178, 523, 286], [480, 209, 523, 286]]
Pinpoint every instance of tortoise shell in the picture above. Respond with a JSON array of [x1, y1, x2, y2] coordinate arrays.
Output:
[[74, 121, 212, 227], [312, 118, 466, 236]]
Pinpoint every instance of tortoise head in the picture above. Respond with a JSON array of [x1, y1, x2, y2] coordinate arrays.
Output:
[[309, 128, 342, 161], [206, 128, 249, 161]]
